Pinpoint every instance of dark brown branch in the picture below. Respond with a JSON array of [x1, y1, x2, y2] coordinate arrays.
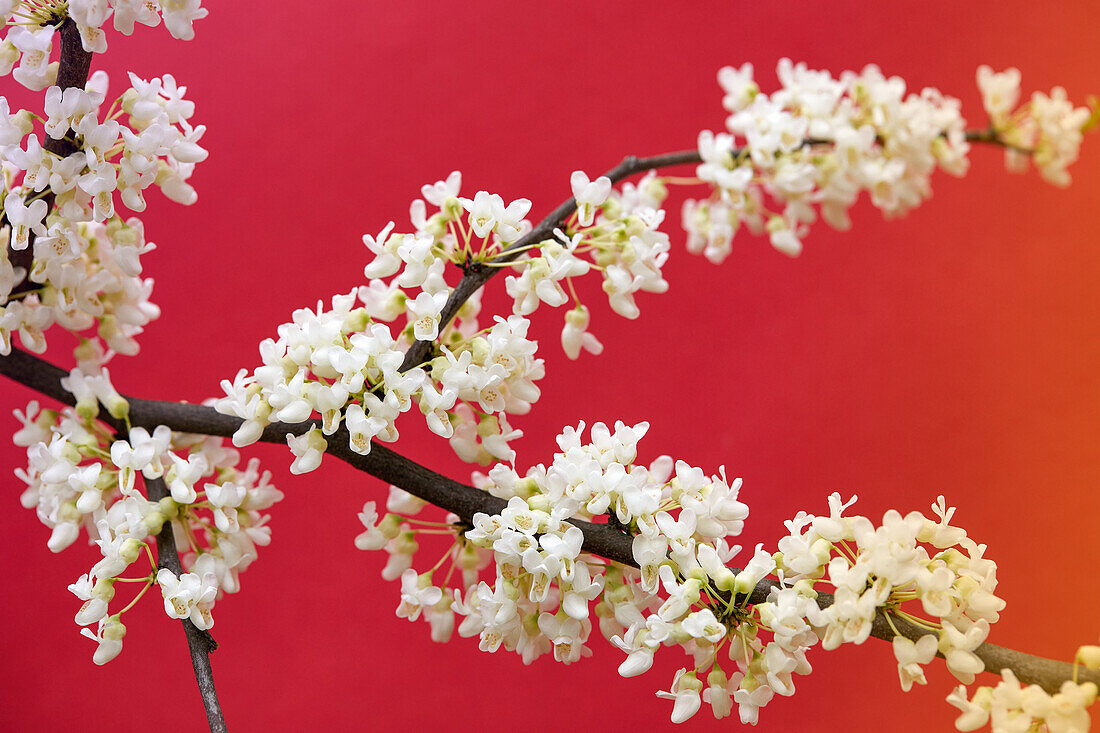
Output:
[[143, 475, 227, 733], [2, 345, 1095, 693], [397, 149, 703, 372], [0, 349, 227, 725], [6, 23, 222, 727], [399, 130, 1018, 373], [964, 127, 1035, 156], [7, 19, 93, 297], [46, 20, 95, 112]]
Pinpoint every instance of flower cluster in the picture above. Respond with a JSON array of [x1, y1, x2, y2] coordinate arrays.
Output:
[[682, 58, 974, 262], [773, 494, 1005, 687], [0, 211, 160, 356], [500, 169, 672, 350], [3, 58, 205, 223], [3, 0, 206, 68], [976, 65, 1096, 187], [351, 420, 1044, 726], [217, 170, 568, 469], [14, 370, 282, 664], [214, 290, 542, 470], [356, 421, 827, 724], [354, 422, 655, 662], [948, 668, 1097, 733], [3, 8, 207, 359]]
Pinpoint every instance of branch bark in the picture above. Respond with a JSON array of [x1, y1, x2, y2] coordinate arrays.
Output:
[[143, 475, 227, 733], [2, 345, 1094, 695], [6, 18, 93, 297]]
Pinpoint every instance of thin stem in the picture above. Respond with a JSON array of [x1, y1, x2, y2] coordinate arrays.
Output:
[[116, 578, 154, 615], [144, 475, 228, 733], [7, 18, 92, 298], [964, 126, 1035, 156]]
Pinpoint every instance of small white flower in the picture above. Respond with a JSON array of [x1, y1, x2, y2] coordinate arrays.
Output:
[[354, 501, 387, 551], [655, 669, 704, 724], [396, 569, 441, 621], [205, 480, 246, 532], [156, 568, 218, 629], [893, 634, 938, 691], [570, 170, 612, 227], [405, 290, 448, 341], [421, 170, 461, 207], [80, 615, 126, 665], [976, 66, 1022, 124], [286, 426, 326, 474], [161, 0, 209, 41]]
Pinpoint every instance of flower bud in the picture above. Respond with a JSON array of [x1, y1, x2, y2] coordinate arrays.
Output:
[[811, 538, 833, 565], [394, 531, 418, 556], [680, 578, 703, 606], [104, 615, 126, 639], [794, 578, 818, 598], [469, 337, 490, 364], [456, 543, 481, 571], [687, 566, 709, 584], [1078, 645, 1100, 671], [442, 198, 464, 222], [104, 394, 130, 421], [514, 476, 539, 499], [92, 578, 116, 601], [733, 569, 759, 596], [143, 509, 167, 536], [565, 305, 590, 330], [379, 514, 402, 539], [48, 521, 80, 553], [707, 667, 728, 689], [75, 396, 100, 421], [91, 631, 124, 665], [158, 496, 179, 518], [521, 611, 541, 637], [525, 493, 551, 515], [119, 538, 144, 565]]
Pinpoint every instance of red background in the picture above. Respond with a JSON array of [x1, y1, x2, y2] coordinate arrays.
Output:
[[2, 2, 1099, 731]]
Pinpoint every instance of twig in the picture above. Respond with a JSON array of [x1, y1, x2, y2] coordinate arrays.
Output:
[[143, 475, 227, 733], [964, 127, 1035, 156], [396, 149, 701, 372], [7, 18, 92, 297], [1, 345, 1093, 694], [398, 130, 1024, 373]]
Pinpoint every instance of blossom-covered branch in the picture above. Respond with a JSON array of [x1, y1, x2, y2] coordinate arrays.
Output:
[[143, 475, 226, 733], [4, 17, 91, 297], [397, 149, 701, 372], [4, 5, 1097, 727], [399, 122, 1041, 377], [2, 344, 1095, 699]]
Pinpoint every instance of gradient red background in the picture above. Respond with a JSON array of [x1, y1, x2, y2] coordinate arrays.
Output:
[[2, 2, 1099, 731]]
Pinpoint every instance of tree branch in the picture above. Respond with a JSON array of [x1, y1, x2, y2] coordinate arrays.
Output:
[[964, 126, 1035, 156], [397, 148, 701, 372], [7, 18, 93, 297], [143, 475, 227, 733], [398, 130, 1022, 373], [2, 345, 1094, 694], [6, 23, 222, 727]]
